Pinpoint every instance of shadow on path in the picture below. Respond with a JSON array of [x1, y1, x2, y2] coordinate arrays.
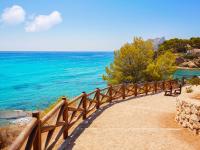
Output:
[[59, 92, 164, 150]]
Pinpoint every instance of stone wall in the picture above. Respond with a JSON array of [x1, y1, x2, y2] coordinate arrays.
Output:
[[176, 95, 200, 135]]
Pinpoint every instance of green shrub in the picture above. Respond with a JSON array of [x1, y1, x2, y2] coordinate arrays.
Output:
[[183, 53, 198, 59], [41, 97, 63, 117], [188, 77, 200, 86], [185, 86, 193, 93]]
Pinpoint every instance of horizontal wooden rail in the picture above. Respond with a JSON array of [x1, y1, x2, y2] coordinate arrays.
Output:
[[68, 93, 84, 106], [10, 79, 182, 150], [10, 116, 38, 150], [41, 100, 65, 125], [86, 90, 97, 96], [100, 87, 109, 91]]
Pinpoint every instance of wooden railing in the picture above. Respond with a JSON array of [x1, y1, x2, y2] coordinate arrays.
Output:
[[10, 79, 180, 150]]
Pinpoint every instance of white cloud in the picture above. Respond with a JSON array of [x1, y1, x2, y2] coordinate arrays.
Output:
[[25, 11, 62, 32], [1, 5, 26, 25]]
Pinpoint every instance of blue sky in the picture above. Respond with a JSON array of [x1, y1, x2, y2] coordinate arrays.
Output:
[[0, 0, 200, 51]]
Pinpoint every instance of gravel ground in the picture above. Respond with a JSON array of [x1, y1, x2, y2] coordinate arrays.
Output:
[[60, 91, 200, 150]]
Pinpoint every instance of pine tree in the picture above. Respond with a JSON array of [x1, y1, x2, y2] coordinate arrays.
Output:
[[103, 37, 177, 84], [145, 51, 176, 81], [103, 37, 154, 84]]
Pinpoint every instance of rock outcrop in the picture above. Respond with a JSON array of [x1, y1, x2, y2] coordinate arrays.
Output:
[[180, 61, 198, 68], [176, 57, 185, 65], [176, 57, 200, 68], [194, 58, 200, 67]]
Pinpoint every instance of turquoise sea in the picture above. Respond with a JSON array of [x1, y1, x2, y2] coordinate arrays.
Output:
[[0, 51, 113, 111], [174, 69, 200, 79], [0, 51, 200, 111]]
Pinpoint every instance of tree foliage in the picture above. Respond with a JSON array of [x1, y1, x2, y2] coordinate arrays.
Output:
[[187, 76, 200, 86], [158, 38, 188, 54], [158, 37, 200, 54], [145, 51, 176, 81], [190, 37, 200, 48], [103, 37, 176, 84]]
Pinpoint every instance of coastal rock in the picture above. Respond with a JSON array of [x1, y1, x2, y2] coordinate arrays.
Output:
[[187, 61, 198, 68], [10, 117, 32, 126], [176, 57, 185, 65], [194, 58, 200, 67], [0, 110, 29, 119], [180, 62, 189, 67], [0, 110, 32, 127], [178, 56, 200, 69]]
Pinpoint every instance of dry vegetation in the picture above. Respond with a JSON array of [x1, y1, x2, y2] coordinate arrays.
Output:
[[0, 97, 67, 149], [41, 97, 63, 118], [0, 125, 24, 149], [185, 86, 193, 93]]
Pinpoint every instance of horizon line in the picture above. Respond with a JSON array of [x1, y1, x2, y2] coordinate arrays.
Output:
[[0, 50, 114, 52]]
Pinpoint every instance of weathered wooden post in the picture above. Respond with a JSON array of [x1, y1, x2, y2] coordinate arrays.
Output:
[[179, 84, 182, 94], [32, 111, 41, 150], [181, 77, 185, 86], [96, 88, 100, 109], [145, 82, 148, 95], [175, 78, 179, 84], [82, 92, 87, 120], [109, 85, 113, 103], [134, 84, 137, 97], [162, 80, 165, 91], [169, 80, 173, 95], [154, 81, 157, 93], [62, 96, 69, 139], [122, 83, 126, 99]]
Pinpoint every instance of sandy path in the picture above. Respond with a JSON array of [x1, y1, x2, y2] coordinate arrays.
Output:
[[59, 92, 200, 150]]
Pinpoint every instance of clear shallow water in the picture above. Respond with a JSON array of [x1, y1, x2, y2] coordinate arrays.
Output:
[[0, 51, 113, 110], [0, 51, 200, 111], [174, 69, 200, 79]]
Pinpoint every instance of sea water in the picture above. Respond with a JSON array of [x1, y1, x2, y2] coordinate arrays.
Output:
[[174, 69, 200, 79], [0, 51, 200, 111], [0, 51, 113, 110]]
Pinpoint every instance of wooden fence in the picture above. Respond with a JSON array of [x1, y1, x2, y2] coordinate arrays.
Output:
[[10, 80, 180, 150]]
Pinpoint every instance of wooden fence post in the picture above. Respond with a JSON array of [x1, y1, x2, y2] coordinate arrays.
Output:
[[145, 82, 148, 95], [182, 77, 185, 86], [162, 80, 165, 91], [96, 88, 100, 109], [62, 97, 68, 139], [170, 84, 173, 95], [82, 92, 87, 120], [134, 84, 137, 97], [154, 81, 157, 93], [169, 80, 172, 86], [109, 85, 113, 103], [179, 84, 182, 94], [169, 80, 173, 95], [32, 111, 41, 150], [122, 83, 126, 99]]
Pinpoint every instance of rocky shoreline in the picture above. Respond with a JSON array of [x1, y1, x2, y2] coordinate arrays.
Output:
[[177, 67, 200, 70], [176, 57, 200, 69], [0, 110, 32, 127]]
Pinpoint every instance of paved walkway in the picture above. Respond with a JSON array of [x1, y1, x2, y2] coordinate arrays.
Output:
[[60, 92, 200, 150]]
